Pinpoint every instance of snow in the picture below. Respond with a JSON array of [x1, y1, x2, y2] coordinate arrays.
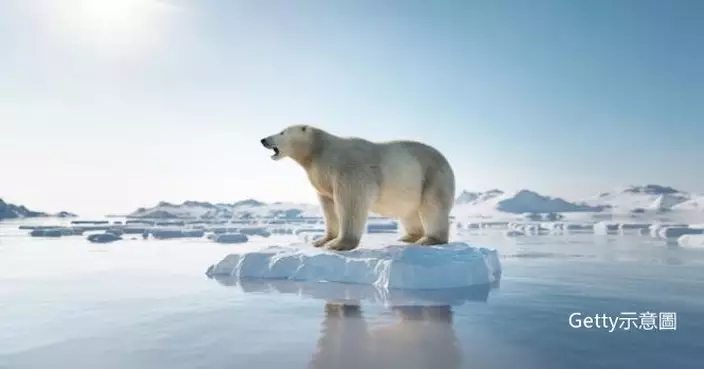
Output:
[[128, 200, 321, 220], [673, 195, 704, 210], [587, 185, 691, 213], [114, 184, 704, 228], [452, 189, 601, 217], [206, 242, 501, 290]]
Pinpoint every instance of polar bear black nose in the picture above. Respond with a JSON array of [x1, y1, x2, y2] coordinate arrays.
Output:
[[260, 138, 267, 146]]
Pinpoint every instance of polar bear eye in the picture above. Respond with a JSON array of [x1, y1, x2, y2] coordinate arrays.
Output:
[[280, 131, 284, 136]]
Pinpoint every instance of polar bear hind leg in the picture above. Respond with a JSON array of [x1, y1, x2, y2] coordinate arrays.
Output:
[[416, 174, 453, 245], [417, 203, 450, 245], [398, 212, 424, 243]]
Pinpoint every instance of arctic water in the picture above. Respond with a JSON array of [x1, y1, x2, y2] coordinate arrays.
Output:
[[1, 220, 703, 369]]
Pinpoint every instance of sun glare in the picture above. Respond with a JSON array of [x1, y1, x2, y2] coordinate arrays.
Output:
[[39, 0, 179, 54], [75, 0, 148, 31]]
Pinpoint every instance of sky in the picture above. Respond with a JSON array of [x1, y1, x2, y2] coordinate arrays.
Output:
[[1, 0, 703, 216]]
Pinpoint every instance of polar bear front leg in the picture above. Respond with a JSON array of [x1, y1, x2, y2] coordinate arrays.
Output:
[[325, 179, 375, 251], [313, 194, 339, 247]]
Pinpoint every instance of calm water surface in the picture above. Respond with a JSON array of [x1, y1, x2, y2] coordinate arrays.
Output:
[[1, 220, 703, 369]]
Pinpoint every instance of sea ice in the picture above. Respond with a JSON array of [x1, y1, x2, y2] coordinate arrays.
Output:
[[205, 242, 501, 290], [677, 234, 704, 248], [87, 232, 122, 243], [215, 233, 249, 244], [594, 222, 619, 235], [657, 227, 704, 239]]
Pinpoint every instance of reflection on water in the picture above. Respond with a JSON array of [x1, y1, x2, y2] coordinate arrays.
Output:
[[211, 275, 494, 306], [310, 303, 460, 369], [208, 277, 497, 369]]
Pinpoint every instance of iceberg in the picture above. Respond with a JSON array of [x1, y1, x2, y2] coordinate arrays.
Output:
[[205, 242, 501, 290]]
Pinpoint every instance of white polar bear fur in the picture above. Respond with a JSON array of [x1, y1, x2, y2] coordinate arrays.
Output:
[[260, 125, 455, 251]]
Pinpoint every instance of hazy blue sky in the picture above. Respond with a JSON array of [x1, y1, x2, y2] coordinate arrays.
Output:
[[1, 0, 703, 215]]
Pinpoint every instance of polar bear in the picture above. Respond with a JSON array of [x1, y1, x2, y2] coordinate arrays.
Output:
[[260, 125, 455, 251]]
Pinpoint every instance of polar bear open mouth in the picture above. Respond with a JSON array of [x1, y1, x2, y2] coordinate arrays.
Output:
[[270, 147, 281, 159], [261, 140, 282, 160]]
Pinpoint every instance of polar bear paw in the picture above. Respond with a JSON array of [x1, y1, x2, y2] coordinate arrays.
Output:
[[416, 236, 446, 246], [398, 233, 423, 243], [325, 237, 360, 251], [312, 234, 336, 248]]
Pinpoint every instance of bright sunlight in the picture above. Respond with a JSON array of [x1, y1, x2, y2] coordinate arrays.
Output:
[[36, 0, 179, 55]]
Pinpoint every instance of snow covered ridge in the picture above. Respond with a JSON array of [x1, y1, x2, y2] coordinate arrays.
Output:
[[206, 243, 501, 290], [128, 200, 322, 219], [124, 184, 703, 220], [0, 199, 76, 220], [588, 185, 692, 213]]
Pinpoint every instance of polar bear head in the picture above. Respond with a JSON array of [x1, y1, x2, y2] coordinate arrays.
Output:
[[260, 125, 319, 162]]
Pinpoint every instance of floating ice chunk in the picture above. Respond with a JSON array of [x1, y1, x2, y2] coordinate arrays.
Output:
[[215, 233, 249, 244], [87, 233, 122, 243], [566, 223, 594, 232], [182, 229, 206, 238], [151, 229, 183, 239], [504, 230, 525, 237], [657, 227, 704, 239], [205, 243, 501, 290], [71, 220, 110, 225], [618, 223, 651, 232], [594, 222, 619, 235], [677, 235, 704, 248], [209, 226, 242, 234], [122, 227, 148, 235], [649, 223, 688, 238], [29, 229, 63, 237], [239, 227, 272, 237], [521, 224, 548, 235]]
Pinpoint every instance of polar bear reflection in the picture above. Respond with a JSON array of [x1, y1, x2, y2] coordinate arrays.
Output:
[[309, 302, 460, 369]]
